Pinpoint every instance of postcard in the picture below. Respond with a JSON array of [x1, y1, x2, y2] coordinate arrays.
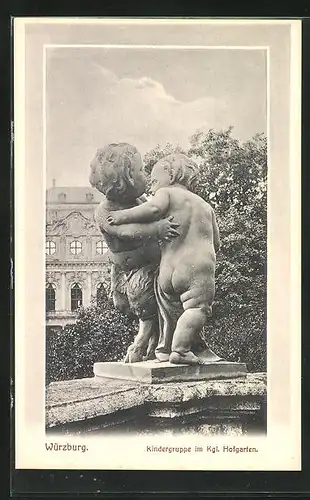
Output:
[[14, 17, 301, 471]]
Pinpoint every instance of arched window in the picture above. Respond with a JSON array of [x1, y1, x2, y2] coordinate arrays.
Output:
[[71, 283, 83, 311], [46, 241, 56, 255], [96, 240, 107, 255], [70, 240, 82, 255], [46, 283, 56, 312], [97, 283, 107, 306]]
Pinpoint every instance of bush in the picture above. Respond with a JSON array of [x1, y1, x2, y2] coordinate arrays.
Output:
[[201, 307, 266, 372], [46, 299, 138, 384]]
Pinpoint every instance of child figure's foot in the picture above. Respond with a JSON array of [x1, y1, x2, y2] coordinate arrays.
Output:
[[143, 348, 156, 361], [169, 350, 202, 365], [124, 344, 144, 363], [155, 352, 170, 362]]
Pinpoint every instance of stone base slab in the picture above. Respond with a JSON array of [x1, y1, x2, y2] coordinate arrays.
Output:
[[93, 359, 247, 384]]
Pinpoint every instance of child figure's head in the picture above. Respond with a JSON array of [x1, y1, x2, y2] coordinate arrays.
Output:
[[89, 143, 147, 201], [150, 153, 198, 193]]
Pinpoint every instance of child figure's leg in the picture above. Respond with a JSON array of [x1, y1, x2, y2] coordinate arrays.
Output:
[[124, 265, 159, 363], [124, 316, 158, 363], [154, 277, 183, 362], [169, 286, 212, 365], [110, 264, 131, 314], [145, 322, 159, 360]]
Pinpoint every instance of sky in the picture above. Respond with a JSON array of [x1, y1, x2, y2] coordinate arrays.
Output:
[[46, 47, 267, 187]]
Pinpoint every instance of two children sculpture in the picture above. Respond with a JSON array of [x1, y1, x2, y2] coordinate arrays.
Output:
[[89, 143, 222, 366]]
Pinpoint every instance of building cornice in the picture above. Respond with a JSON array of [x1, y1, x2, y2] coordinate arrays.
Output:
[[46, 260, 109, 269]]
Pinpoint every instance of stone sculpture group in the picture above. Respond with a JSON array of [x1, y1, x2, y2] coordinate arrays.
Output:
[[89, 142, 224, 366]]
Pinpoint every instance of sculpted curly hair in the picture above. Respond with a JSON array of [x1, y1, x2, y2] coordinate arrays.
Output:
[[157, 153, 199, 191], [89, 143, 140, 200]]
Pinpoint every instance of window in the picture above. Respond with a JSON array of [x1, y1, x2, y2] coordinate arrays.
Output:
[[46, 283, 56, 312], [70, 240, 82, 255], [46, 241, 56, 255], [97, 283, 107, 306], [71, 283, 83, 311], [96, 240, 107, 255]]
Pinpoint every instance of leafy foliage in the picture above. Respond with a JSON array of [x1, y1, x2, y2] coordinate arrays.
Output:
[[143, 142, 186, 175], [46, 299, 137, 383], [188, 127, 267, 217]]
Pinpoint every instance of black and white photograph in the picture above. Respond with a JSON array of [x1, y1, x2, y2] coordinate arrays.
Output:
[[14, 18, 301, 471]]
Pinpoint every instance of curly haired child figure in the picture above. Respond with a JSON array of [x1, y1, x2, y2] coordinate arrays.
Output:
[[107, 153, 221, 365], [89, 143, 179, 363]]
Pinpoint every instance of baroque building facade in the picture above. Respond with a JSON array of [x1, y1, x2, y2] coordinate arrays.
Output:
[[45, 185, 110, 329]]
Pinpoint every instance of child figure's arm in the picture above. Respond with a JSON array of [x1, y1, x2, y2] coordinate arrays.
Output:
[[95, 201, 178, 241], [107, 189, 170, 225], [211, 208, 221, 253]]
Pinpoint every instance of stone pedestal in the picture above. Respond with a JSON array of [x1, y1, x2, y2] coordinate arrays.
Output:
[[93, 359, 247, 384], [46, 373, 266, 436]]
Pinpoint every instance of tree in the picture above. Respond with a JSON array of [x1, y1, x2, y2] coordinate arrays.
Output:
[[188, 127, 267, 217], [143, 143, 186, 174]]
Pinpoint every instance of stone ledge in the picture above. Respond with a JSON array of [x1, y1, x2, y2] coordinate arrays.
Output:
[[145, 373, 266, 403], [46, 373, 266, 430], [46, 377, 145, 427]]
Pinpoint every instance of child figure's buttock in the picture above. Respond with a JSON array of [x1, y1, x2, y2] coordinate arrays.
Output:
[[158, 246, 216, 311]]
